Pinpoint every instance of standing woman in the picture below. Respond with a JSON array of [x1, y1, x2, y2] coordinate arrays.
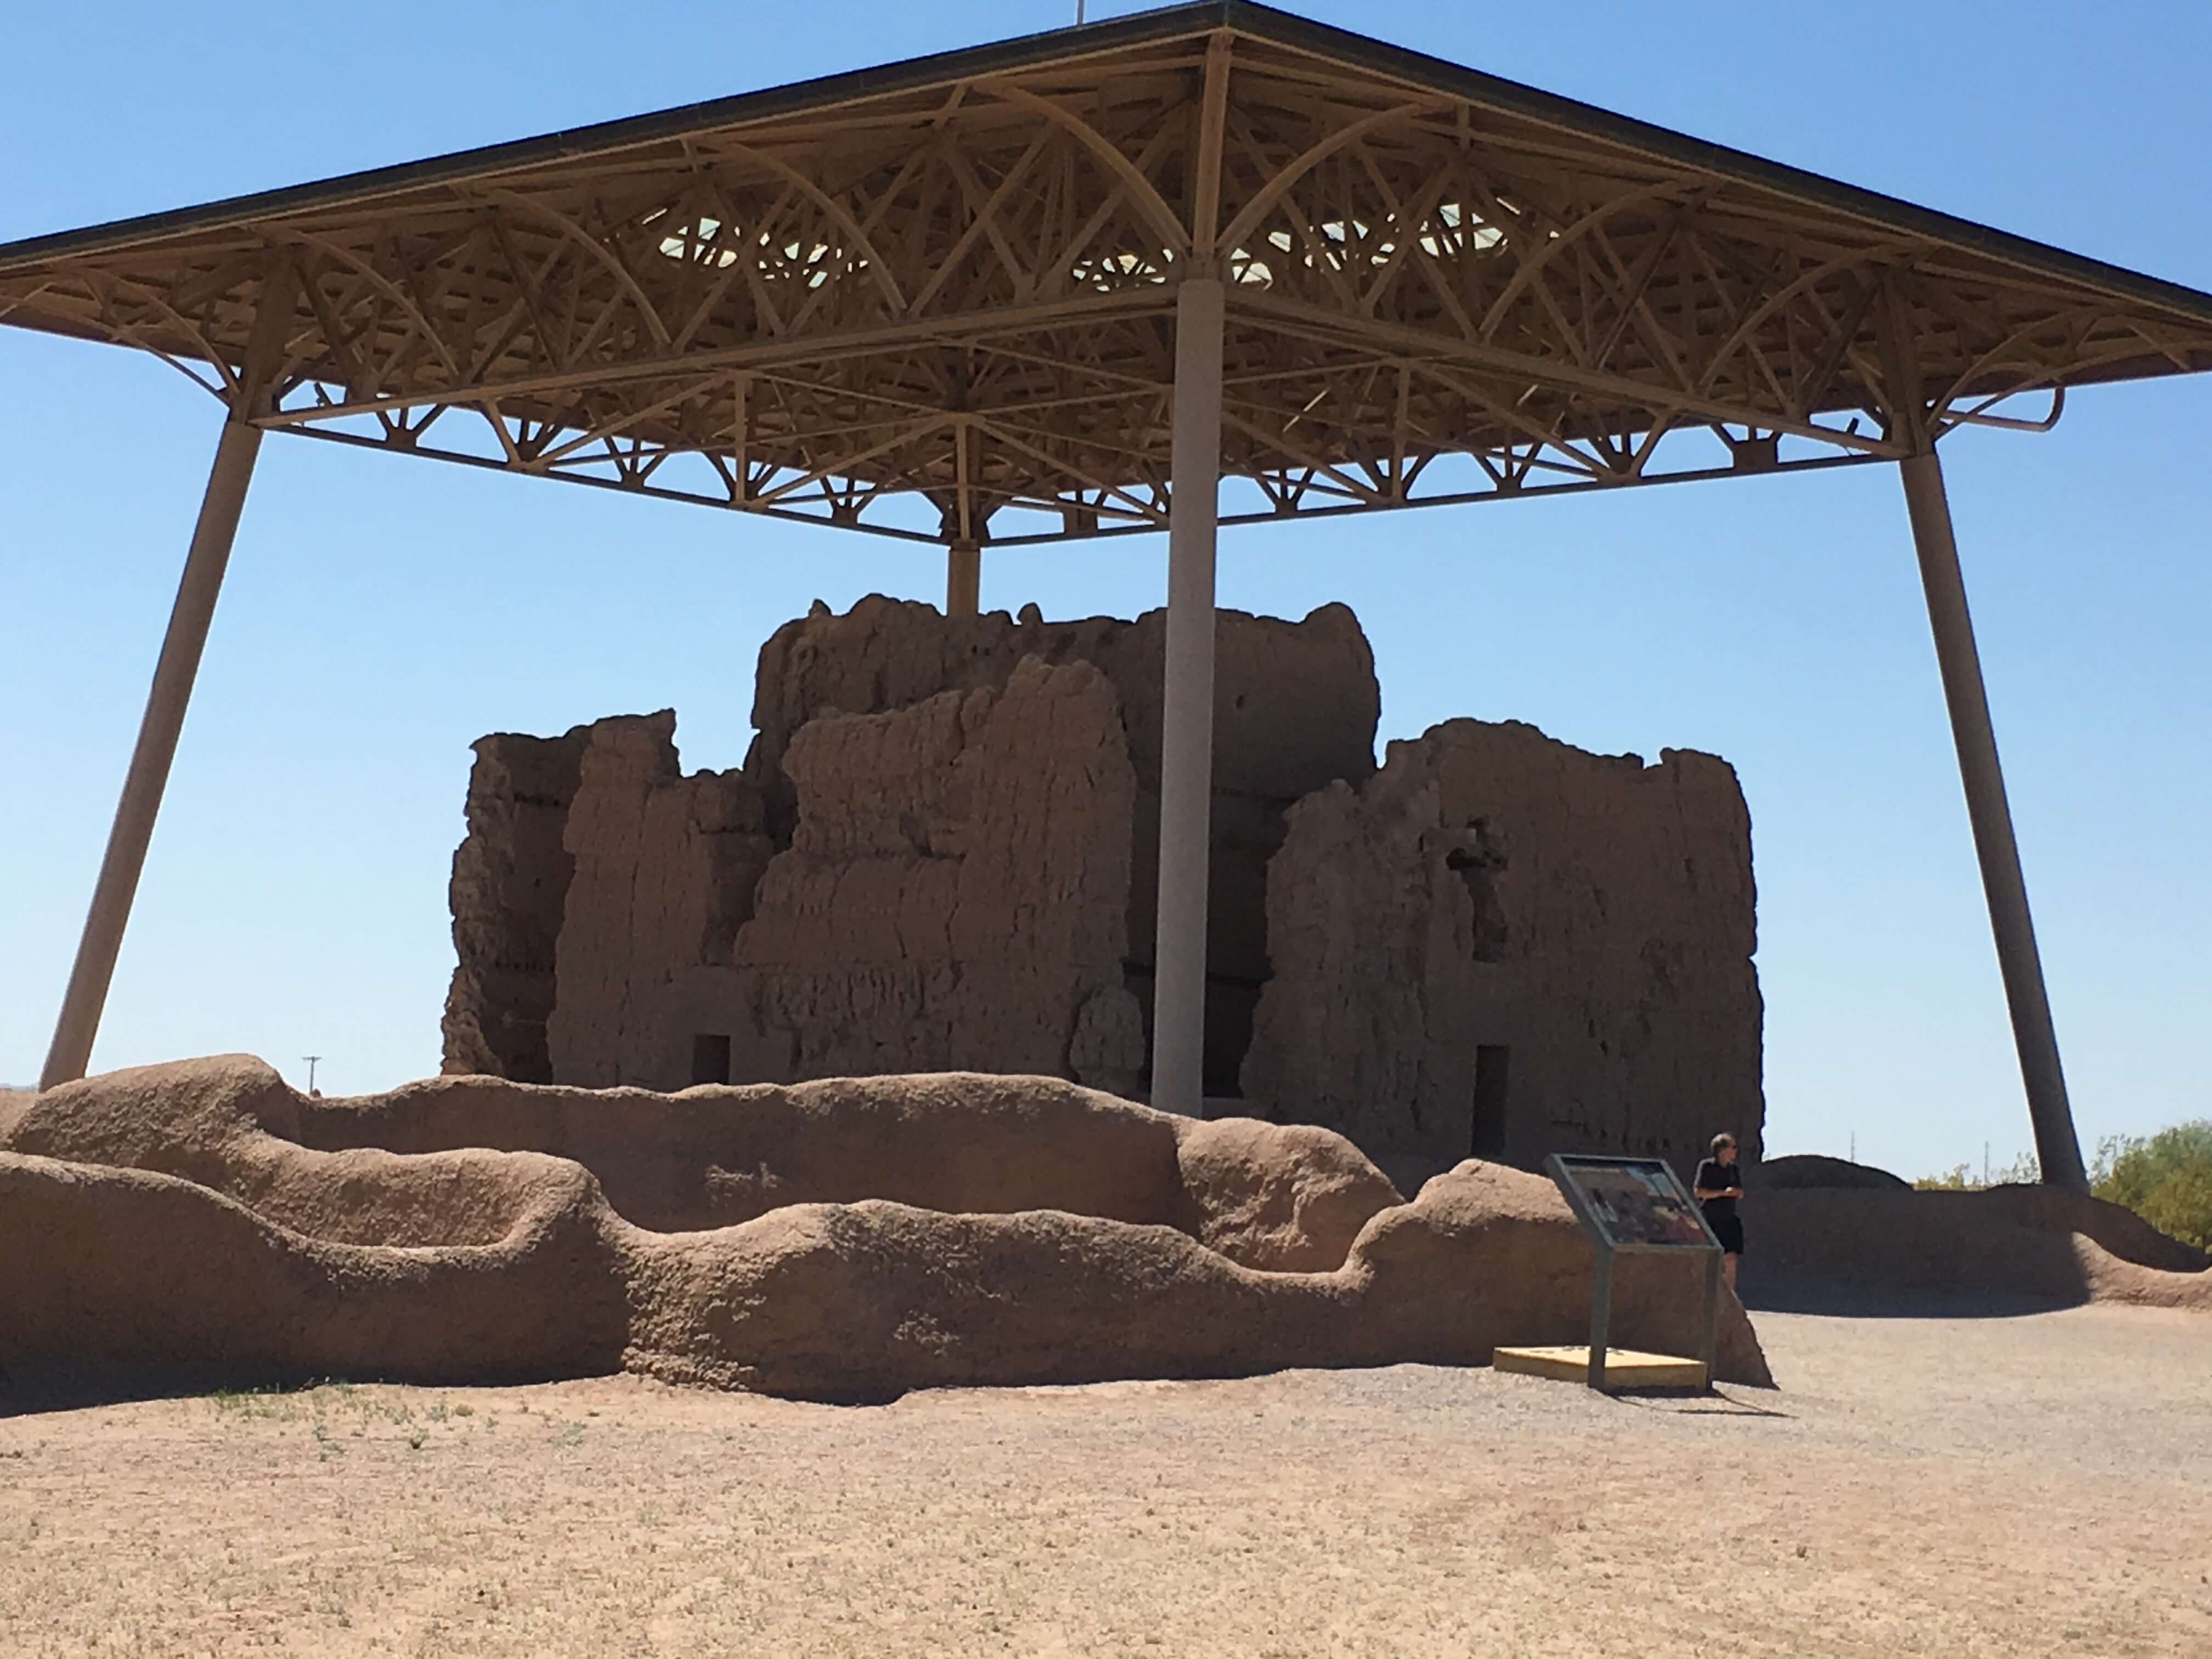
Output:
[[1694, 1133, 1747, 1291]]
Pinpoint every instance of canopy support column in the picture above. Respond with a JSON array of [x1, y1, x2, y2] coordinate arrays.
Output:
[[39, 417, 263, 1090], [946, 538, 980, 618], [1899, 449, 2087, 1190], [1152, 275, 1224, 1118]]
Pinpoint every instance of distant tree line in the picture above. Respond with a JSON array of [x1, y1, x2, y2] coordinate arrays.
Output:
[[1916, 1150, 2040, 1191]]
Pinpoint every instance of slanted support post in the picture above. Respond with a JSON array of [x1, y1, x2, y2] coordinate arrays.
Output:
[[1899, 448, 2088, 1192], [1585, 1247, 1614, 1393], [946, 539, 981, 618], [40, 416, 265, 1089], [1152, 275, 1224, 1118]]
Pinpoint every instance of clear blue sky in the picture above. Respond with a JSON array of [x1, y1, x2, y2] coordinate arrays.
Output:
[[3, 2, 2207, 1180]]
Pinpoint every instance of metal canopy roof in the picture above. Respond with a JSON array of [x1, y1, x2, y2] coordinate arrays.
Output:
[[6, 0, 2211, 549]]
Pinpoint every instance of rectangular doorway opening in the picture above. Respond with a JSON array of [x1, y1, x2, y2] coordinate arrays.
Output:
[[1471, 1044, 1509, 1159], [690, 1032, 732, 1086]]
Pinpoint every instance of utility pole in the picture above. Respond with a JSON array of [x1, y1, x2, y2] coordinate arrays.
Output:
[[303, 1054, 323, 1094]]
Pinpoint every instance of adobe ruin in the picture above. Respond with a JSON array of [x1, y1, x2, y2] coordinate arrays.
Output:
[[1243, 720, 1764, 1174], [443, 599, 1764, 1172]]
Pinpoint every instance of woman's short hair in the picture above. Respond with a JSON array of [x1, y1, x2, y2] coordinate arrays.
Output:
[[1711, 1132, 1737, 1154]]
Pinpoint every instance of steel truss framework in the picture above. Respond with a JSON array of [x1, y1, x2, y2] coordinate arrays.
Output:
[[5, 3, 2212, 548]]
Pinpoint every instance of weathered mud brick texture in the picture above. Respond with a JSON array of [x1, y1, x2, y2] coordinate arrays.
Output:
[[442, 599, 1764, 1176], [742, 595, 1380, 1092], [545, 712, 776, 1088], [444, 596, 1378, 1098], [673, 657, 1146, 1092], [442, 724, 591, 1082], [1242, 718, 1763, 1173]]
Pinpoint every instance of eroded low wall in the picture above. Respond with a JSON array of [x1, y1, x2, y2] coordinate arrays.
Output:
[[1745, 1186, 2212, 1307], [1, 1056, 1774, 1400]]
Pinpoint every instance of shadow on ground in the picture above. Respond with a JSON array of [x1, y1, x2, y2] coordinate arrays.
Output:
[[1739, 1275, 2075, 1321]]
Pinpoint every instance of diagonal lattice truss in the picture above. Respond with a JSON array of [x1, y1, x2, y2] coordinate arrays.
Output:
[[5, 3, 2211, 545]]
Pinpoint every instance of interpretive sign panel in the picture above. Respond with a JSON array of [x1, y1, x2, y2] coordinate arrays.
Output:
[[1543, 1153, 1723, 1391], [1549, 1156, 1718, 1252]]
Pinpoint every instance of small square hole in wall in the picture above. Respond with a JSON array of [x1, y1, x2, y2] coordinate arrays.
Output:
[[690, 1032, 732, 1086]]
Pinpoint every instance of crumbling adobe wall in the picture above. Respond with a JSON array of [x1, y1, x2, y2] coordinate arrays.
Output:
[[544, 713, 776, 1088], [661, 657, 1147, 1092], [748, 597, 1379, 834], [748, 595, 1379, 1091], [446, 602, 1764, 1173], [445, 596, 1378, 1096], [441, 726, 591, 1081], [1244, 718, 1763, 1174]]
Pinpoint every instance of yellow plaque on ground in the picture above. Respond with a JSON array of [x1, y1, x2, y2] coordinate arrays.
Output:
[[1492, 1345, 1708, 1390]]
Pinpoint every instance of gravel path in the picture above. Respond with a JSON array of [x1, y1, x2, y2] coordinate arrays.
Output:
[[3, 1304, 2207, 1656]]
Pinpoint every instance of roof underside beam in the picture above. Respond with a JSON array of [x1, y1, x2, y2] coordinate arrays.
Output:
[[3, 20, 2209, 544]]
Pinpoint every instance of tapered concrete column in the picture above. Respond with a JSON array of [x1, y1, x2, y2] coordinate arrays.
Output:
[[1151, 276, 1224, 1118], [39, 417, 264, 1090], [946, 538, 981, 618], [1899, 449, 2087, 1191]]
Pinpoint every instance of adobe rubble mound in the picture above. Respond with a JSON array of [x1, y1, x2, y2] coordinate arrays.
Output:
[[0, 1056, 1779, 1399]]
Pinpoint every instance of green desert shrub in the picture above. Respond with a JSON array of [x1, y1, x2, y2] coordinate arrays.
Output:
[[2091, 1122, 2212, 1251]]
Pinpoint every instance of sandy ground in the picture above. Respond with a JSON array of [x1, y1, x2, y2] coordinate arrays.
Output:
[[2, 1304, 2208, 1657]]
